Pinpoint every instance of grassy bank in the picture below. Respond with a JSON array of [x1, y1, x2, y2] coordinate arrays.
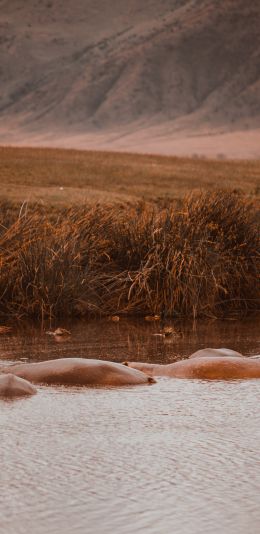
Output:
[[0, 191, 259, 321], [1, 146, 260, 206]]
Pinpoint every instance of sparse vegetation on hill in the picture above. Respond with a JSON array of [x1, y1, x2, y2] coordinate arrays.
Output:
[[0, 1, 260, 157], [1, 191, 259, 321]]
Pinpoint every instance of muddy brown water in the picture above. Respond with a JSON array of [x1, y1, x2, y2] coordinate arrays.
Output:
[[0, 318, 260, 534]]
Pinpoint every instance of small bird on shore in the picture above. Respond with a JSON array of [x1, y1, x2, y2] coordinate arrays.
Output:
[[152, 326, 182, 338], [145, 315, 160, 322], [46, 327, 71, 336], [108, 315, 120, 322]]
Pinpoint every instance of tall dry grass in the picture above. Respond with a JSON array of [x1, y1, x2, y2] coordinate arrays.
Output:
[[0, 191, 259, 320]]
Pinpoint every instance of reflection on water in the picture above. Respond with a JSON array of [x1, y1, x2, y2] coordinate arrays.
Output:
[[0, 316, 259, 364], [0, 318, 260, 534]]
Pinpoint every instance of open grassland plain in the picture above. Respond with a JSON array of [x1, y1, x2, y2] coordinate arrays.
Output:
[[0, 146, 259, 322], [1, 146, 260, 207]]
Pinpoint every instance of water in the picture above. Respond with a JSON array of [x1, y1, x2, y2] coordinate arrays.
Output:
[[0, 318, 260, 534]]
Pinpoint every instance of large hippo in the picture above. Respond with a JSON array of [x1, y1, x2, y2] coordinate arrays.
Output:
[[0, 373, 37, 398], [0, 358, 155, 387], [124, 348, 260, 380]]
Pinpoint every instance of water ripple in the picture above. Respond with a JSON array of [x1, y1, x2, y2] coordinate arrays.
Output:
[[0, 320, 260, 534], [1, 378, 260, 534]]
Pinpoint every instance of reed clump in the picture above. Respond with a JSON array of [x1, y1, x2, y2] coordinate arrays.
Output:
[[0, 191, 259, 320]]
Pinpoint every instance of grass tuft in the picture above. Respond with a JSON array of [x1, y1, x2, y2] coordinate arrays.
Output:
[[0, 191, 259, 320]]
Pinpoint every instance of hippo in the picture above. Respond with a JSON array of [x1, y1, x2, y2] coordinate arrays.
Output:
[[0, 373, 37, 398], [124, 348, 260, 380], [0, 358, 155, 387], [188, 348, 244, 359]]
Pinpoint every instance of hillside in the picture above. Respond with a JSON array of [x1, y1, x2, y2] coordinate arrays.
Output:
[[0, 0, 260, 157]]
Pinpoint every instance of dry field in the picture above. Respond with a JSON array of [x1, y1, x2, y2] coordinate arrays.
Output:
[[0, 146, 260, 207], [0, 146, 259, 321]]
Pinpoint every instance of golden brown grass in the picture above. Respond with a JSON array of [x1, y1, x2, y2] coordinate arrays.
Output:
[[0, 191, 259, 321], [0, 146, 259, 320], [0, 146, 260, 206]]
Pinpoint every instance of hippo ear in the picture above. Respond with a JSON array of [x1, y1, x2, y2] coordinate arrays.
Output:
[[122, 361, 129, 366], [148, 376, 156, 384]]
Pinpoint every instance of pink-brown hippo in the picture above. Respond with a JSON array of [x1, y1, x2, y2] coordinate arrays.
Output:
[[0, 358, 155, 387], [0, 373, 37, 398], [124, 348, 260, 380], [188, 348, 244, 359]]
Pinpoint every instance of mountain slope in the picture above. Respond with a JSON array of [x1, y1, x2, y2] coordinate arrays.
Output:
[[0, 0, 260, 157]]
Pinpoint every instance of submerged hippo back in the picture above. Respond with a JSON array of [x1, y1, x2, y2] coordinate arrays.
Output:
[[1, 358, 155, 386], [189, 348, 244, 359], [89, 360, 156, 386], [124, 356, 260, 380], [168, 356, 260, 380], [0, 373, 37, 397]]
